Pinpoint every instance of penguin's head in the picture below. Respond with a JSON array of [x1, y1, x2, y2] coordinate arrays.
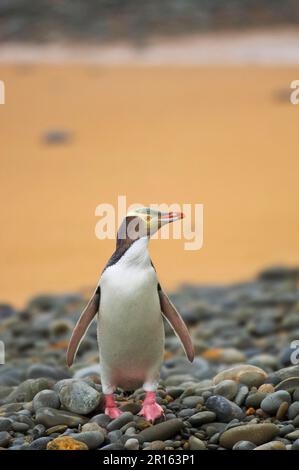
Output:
[[125, 207, 184, 238]]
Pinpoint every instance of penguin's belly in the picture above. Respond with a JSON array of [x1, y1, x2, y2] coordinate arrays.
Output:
[[98, 267, 164, 390]]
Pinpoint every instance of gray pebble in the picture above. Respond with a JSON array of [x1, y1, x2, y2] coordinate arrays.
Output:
[[107, 412, 134, 432], [232, 440, 256, 450], [214, 380, 238, 400], [188, 411, 216, 426], [288, 401, 299, 419], [108, 429, 123, 443], [11, 422, 29, 432], [59, 381, 102, 415], [28, 437, 52, 450], [70, 431, 105, 449], [261, 391, 291, 415], [206, 395, 244, 423], [33, 389, 60, 411], [0, 431, 11, 448], [0, 418, 12, 432], [125, 438, 139, 450]]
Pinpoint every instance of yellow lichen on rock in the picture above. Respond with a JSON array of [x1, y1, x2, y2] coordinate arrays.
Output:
[[47, 436, 88, 450]]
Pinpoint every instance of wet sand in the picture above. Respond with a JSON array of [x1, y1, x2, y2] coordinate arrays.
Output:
[[0, 62, 299, 305]]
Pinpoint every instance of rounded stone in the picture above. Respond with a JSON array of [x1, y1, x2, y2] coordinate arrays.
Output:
[[137, 419, 184, 443], [254, 441, 286, 450], [205, 395, 244, 423], [258, 384, 275, 394], [125, 438, 139, 450], [59, 381, 102, 415], [288, 401, 299, 420], [188, 411, 216, 426], [69, 431, 104, 449], [0, 431, 11, 448], [260, 391, 291, 415], [0, 418, 12, 432], [291, 439, 299, 450], [47, 436, 88, 450], [11, 422, 29, 432], [214, 380, 238, 400], [213, 365, 267, 388], [219, 423, 279, 449], [28, 437, 53, 450], [35, 407, 88, 428], [182, 396, 204, 408], [33, 390, 60, 411], [189, 436, 206, 450], [245, 392, 266, 409], [232, 440, 256, 450], [107, 412, 134, 432], [276, 401, 289, 420]]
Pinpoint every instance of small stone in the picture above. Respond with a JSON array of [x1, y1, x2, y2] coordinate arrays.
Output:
[[69, 431, 104, 449], [137, 419, 184, 442], [82, 422, 104, 433], [90, 413, 111, 428], [286, 430, 299, 441], [261, 391, 291, 415], [275, 377, 299, 393], [232, 441, 256, 450], [234, 385, 249, 406], [35, 407, 88, 428], [59, 381, 102, 415], [220, 423, 279, 449], [276, 401, 289, 420], [125, 438, 139, 450], [254, 441, 286, 450], [245, 392, 266, 409], [258, 384, 275, 394], [27, 364, 71, 381], [148, 441, 166, 450], [33, 390, 60, 411], [188, 411, 216, 426], [99, 443, 124, 450], [0, 418, 12, 432], [213, 365, 267, 388], [119, 402, 141, 414], [206, 395, 244, 423], [11, 422, 29, 432], [47, 436, 88, 450], [0, 431, 11, 448], [279, 424, 295, 437], [182, 396, 204, 408], [288, 401, 299, 420], [28, 437, 52, 450], [189, 436, 206, 450], [269, 365, 299, 383], [107, 412, 134, 432], [4, 378, 52, 403], [291, 439, 299, 450], [45, 425, 68, 435], [214, 380, 238, 400], [108, 430, 122, 443]]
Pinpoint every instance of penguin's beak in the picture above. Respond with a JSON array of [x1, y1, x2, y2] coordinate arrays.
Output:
[[159, 211, 185, 224]]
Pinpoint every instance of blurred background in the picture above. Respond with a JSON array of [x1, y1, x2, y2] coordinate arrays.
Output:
[[0, 1, 299, 306]]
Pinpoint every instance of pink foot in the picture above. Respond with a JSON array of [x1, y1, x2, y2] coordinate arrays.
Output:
[[138, 391, 164, 422], [104, 394, 122, 419]]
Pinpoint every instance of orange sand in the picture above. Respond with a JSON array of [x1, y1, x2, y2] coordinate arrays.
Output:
[[0, 65, 299, 306]]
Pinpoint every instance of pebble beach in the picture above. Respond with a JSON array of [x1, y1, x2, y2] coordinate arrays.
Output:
[[1, 266, 299, 450]]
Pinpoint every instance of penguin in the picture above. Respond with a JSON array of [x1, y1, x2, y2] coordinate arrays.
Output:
[[66, 207, 194, 421]]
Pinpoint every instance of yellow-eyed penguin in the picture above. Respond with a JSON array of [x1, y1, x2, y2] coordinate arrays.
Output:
[[66, 208, 194, 421]]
